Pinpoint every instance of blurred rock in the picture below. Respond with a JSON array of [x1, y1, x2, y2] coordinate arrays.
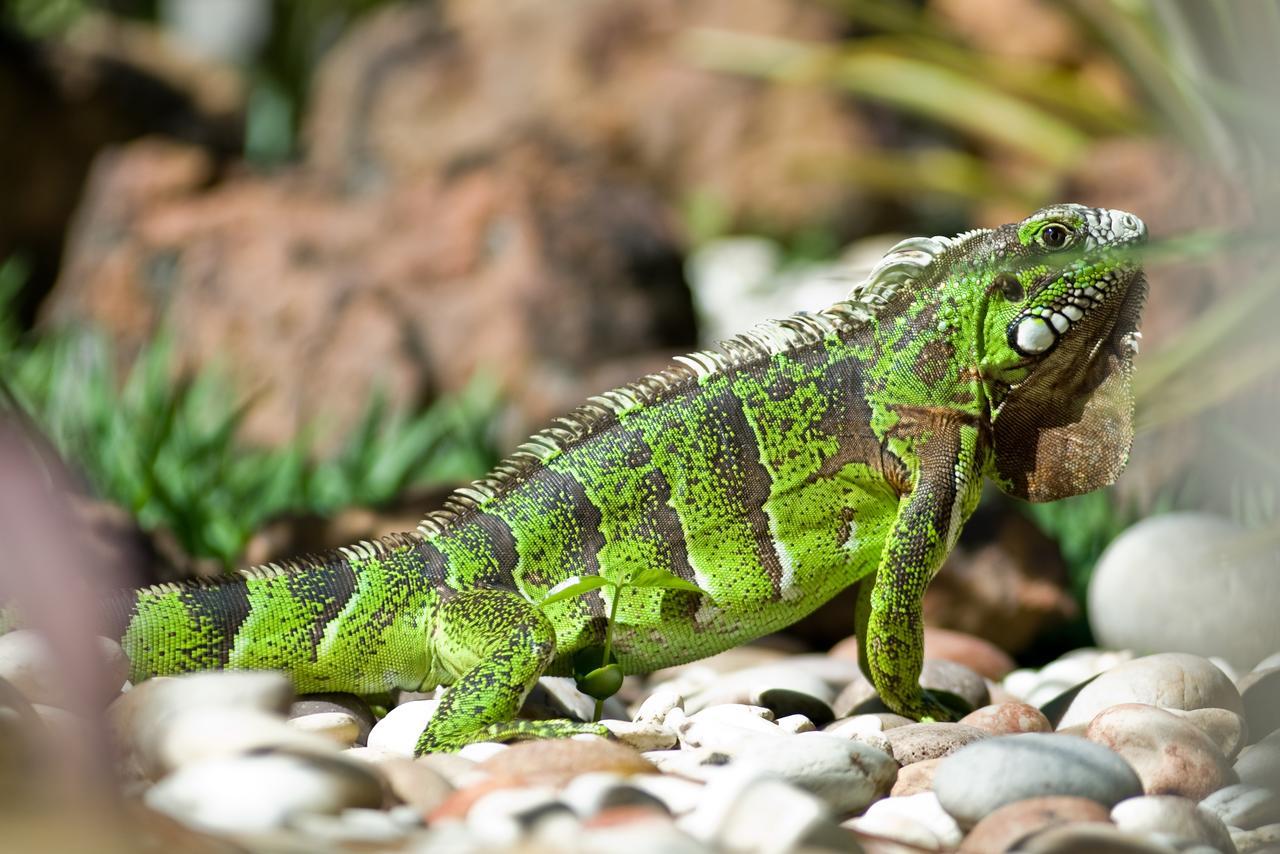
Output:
[[46, 135, 695, 446], [0, 16, 240, 326], [1088, 514, 1280, 672], [924, 507, 1077, 653], [305, 0, 866, 234]]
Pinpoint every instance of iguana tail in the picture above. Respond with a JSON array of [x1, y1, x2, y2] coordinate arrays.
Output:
[[111, 532, 441, 694]]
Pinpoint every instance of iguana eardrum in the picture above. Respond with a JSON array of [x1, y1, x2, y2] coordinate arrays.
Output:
[[108, 204, 1148, 753]]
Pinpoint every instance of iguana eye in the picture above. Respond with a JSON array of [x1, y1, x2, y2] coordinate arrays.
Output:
[[994, 272, 1024, 301], [1038, 224, 1070, 250]]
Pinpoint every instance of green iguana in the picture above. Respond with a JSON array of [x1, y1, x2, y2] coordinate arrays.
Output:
[[104, 204, 1147, 753]]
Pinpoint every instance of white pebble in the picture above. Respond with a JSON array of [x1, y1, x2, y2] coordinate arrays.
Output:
[[776, 714, 816, 734], [144, 752, 383, 833], [633, 688, 684, 725], [365, 700, 440, 756], [457, 741, 509, 762], [858, 792, 962, 848], [601, 719, 677, 751], [154, 707, 337, 774]]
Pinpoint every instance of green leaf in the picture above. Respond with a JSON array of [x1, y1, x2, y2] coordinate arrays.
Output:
[[539, 575, 613, 607], [627, 567, 705, 594]]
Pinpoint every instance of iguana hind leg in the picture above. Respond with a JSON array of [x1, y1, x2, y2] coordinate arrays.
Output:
[[415, 589, 606, 754]]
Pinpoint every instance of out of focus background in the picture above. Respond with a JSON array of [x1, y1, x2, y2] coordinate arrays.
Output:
[[3, 0, 1280, 848], [1, 0, 1278, 754]]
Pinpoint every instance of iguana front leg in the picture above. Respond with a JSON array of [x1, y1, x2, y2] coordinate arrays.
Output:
[[864, 420, 981, 721], [415, 589, 607, 754]]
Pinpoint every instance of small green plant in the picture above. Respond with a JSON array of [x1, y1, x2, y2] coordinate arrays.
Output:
[[538, 568, 706, 721], [0, 263, 501, 567]]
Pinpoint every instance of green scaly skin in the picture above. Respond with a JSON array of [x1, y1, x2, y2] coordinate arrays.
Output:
[[107, 204, 1148, 753]]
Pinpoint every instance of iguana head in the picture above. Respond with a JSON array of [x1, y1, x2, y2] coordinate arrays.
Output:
[[975, 203, 1148, 502]]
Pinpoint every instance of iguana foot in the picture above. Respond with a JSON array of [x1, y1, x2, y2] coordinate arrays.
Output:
[[415, 719, 610, 754]]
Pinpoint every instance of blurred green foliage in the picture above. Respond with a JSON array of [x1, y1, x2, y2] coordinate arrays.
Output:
[[0, 256, 500, 568]]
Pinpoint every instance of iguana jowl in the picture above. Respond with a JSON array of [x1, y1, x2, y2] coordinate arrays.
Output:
[[111, 204, 1148, 752]]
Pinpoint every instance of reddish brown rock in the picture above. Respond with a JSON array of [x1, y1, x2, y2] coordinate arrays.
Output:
[[426, 774, 529, 822], [924, 512, 1077, 653], [921, 627, 1017, 681], [891, 758, 942, 797], [960, 796, 1113, 853], [1084, 703, 1237, 801], [305, 0, 866, 233], [961, 702, 1052, 736], [476, 738, 657, 786], [47, 136, 694, 447]]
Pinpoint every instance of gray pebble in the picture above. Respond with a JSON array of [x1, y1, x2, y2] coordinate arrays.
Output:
[[601, 718, 678, 751], [287, 712, 362, 747], [933, 733, 1143, 827], [1240, 668, 1280, 743], [1236, 730, 1280, 792], [728, 731, 897, 814], [632, 688, 683, 725], [1201, 784, 1280, 831]]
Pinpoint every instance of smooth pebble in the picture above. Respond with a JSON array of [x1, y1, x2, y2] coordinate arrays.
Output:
[[601, 719, 677, 751], [287, 711, 361, 747], [1236, 730, 1280, 791], [961, 702, 1052, 735], [144, 751, 383, 833], [678, 768, 858, 853], [1239, 667, 1280, 742], [858, 791, 962, 848], [365, 700, 439, 756], [960, 796, 1112, 853], [1110, 795, 1236, 852], [883, 722, 989, 765], [1088, 513, 1280, 671], [153, 706, 337, 774], [1201, 784, 1280, 831], [1056, 653, 1244, 729], [1084, 703, 1236, 800], [933, 733, 1143, 827]]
